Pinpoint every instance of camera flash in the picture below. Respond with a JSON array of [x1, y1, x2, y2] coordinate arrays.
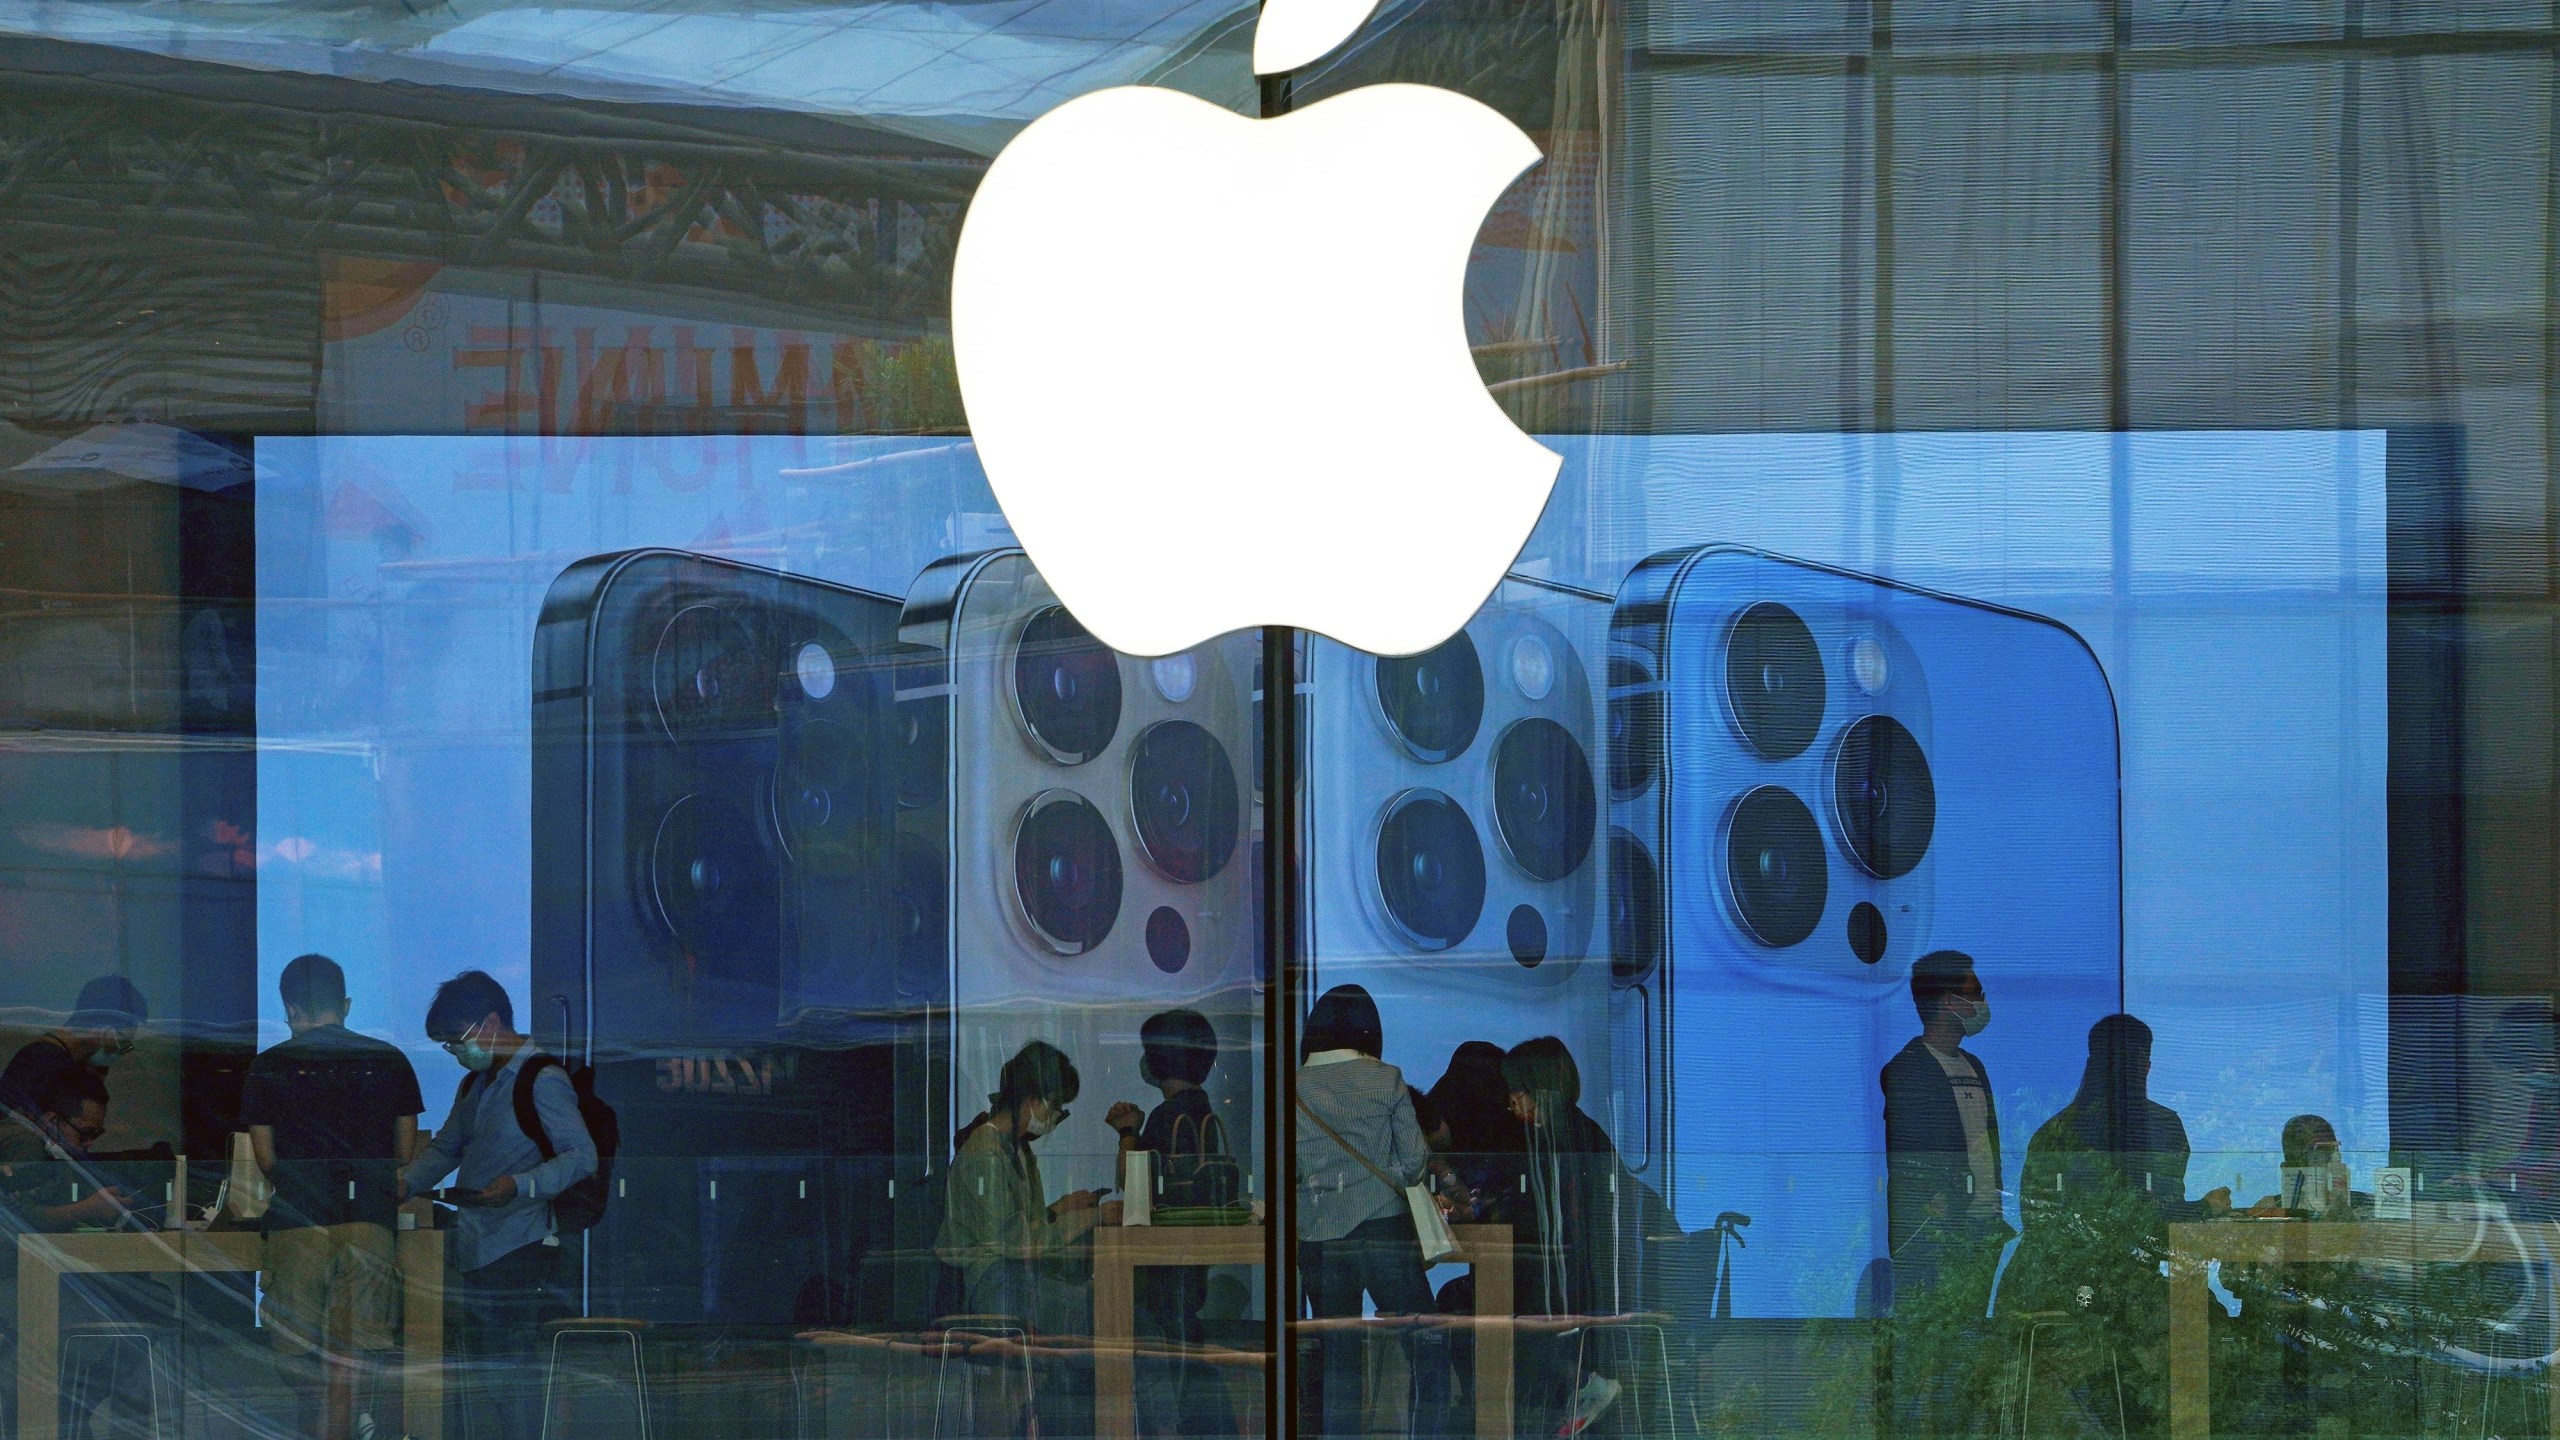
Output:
[[795, 641, 837, 700], [1849, 635, 1890, 695], [1509, 635, 1556, 701], [1150, 653, 1198, 703]]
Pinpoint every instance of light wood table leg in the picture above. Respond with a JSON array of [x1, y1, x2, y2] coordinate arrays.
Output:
[[1472, 1239, 1513, 1440], [399, 1230, 445, 1440], [17, 1238, 62, 1440], [2168, 1258, 2208, 1440], [1093, 1232, 1137, 1440]]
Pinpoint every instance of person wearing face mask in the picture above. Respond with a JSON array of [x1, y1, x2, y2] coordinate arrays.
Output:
[[1, 975, 147, 1124], [398, 970, 596, 1440], [1881, 951, 2012, 1293], [940, 1040, 1117, 1439], [2274, 1114, 2358, 1218]]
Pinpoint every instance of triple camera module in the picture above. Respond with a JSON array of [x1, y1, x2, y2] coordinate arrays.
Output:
[[1716, 600, 1935, 962], [1366, 621, 1599, 969], [1006, 604, 1241, 973]]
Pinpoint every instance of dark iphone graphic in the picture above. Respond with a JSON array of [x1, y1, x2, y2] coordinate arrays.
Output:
[[532, 549, 936, 1324], [1612, 545, 2123, 1318]]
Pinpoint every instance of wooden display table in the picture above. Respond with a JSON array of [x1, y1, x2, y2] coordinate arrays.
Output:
[[2167, 1218, 2560, 1440], [1090, 1221, 1514, 1440], [15, 1227, 445, 1440]]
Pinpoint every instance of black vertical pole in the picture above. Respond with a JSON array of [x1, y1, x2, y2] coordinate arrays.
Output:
[[1259, 60, 1303, 1428], [1260, 617, 1300, 1440]]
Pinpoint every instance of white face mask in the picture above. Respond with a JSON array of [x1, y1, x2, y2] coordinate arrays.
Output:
[[1021, 1103, 1057, 1139], [1954, 995, 1991, 1038]]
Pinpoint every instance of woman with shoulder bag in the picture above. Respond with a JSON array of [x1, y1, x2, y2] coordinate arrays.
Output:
[[1294, 985, 1453, 1440]]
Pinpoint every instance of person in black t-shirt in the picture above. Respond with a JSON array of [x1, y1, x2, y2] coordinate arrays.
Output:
[[1, 975, 147, 1122], [1107, 1009, 1236, 1439], [238, 953, 424, 1440]]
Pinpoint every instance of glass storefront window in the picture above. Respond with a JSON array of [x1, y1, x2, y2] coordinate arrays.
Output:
[[0, 1, 2546, 1437]]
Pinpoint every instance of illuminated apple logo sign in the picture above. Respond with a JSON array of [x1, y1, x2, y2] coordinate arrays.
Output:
[[949, 0, 1562, 658]]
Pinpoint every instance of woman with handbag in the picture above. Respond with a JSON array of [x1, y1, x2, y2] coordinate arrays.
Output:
[[1294, 985, 1453, 1440]]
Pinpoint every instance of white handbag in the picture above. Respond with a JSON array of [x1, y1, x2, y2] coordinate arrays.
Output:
[[1295, 1096, 1462, 1264]]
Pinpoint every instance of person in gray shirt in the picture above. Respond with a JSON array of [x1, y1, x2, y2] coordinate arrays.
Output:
[[1294, 984, 1448, 1439], [400, 971, 596, 1440]]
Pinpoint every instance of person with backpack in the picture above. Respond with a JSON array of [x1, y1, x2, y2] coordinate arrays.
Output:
[[399, 971, 597, 1440], [240, 953, 424, 1440], [1105, 1009, 1239, 1438]]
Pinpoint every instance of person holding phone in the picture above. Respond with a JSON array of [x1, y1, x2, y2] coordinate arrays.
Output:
[[940, 1040, 1117, 1438], [1, 1067, 142, 1439], [399, 971, 595, 1440]]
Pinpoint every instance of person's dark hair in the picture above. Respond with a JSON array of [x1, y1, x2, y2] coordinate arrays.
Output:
[[424, 970, 513, 1043], [2281, 1114, 2339, 1169], [1907, 950, 1978, 1022], [1302, 985, 1384, 1061], [40, 1065, 108, 1120], [991, 1040, 1081, 1117], [2071, 1012, 2157, 1155], [279, 953, 349, 1019], [1501, 1036, 1582, 1113], [1140, 1009, 1217, 1086], [1429, 1041, 1521, 1156], [1409, 1084, 1445, 1141], [68, 975, 147, 1032]]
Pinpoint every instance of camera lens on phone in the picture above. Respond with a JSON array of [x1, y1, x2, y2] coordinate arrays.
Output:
[[1507, 904, 1547, 968], [1725, 785, 1827, 947], [1832, 714, 1936, 879], [1724, 602, 1825, 761], [1607, 828, 1661, 986], [894, 831, 946, 996], [650, 793, 775, 945], [1374, 634, 1484, 763], [1128, 720, 1241, 884], [1147, 906, 1191, 974], [1607, 652, 1661, 799], [1012, 606, 1122, 764], [1848, 900, 1887, 965], [653, 604, 775, 739], [1375, 789, 1486, 950], [1013, 790, 1123, 953], [1492, 718, 1597, 882]]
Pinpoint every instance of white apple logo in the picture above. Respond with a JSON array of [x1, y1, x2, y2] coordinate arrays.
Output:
[[948, 0, 1561, 658]]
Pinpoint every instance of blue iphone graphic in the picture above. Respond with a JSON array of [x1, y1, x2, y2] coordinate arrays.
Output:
[[1611, 546, 2122, 1318]]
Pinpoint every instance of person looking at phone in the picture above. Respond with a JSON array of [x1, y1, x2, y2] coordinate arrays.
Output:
[[1294, 984, 1449, 1440], [1, 1067, 141, 1439], [398, 971, 596, 1440], [2, 975, 147, 1123], [939, 1040, 1116, 1438], [1105, 1009, 1236, 1439], [241, 953, 424, 1440], [1503, 1036, 1631, 1439], [0, 1067, 130, 1229]]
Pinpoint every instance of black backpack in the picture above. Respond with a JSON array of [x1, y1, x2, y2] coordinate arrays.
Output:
[[457, 1054, 618, 1231]]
